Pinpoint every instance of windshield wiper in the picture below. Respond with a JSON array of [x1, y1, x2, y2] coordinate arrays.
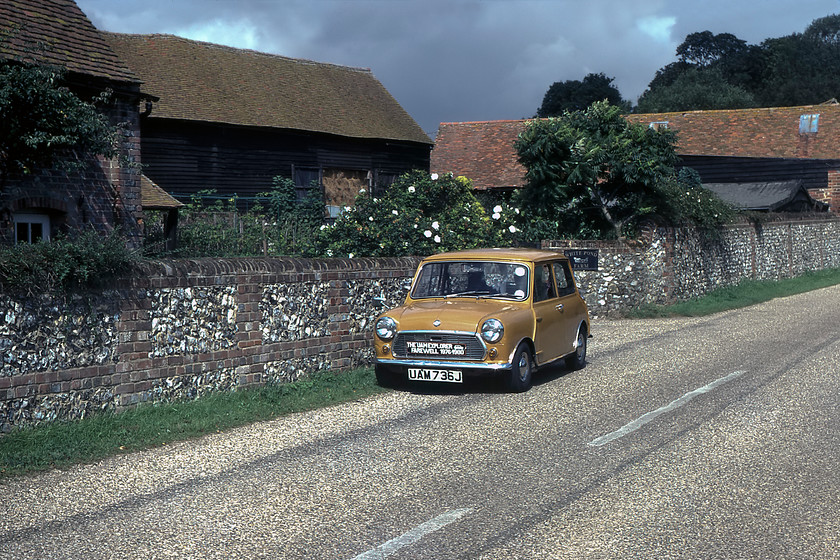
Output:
[[444, 290, 492, 298]]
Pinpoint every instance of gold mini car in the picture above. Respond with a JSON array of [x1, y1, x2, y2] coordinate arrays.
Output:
[[374, 248, 591, 392]]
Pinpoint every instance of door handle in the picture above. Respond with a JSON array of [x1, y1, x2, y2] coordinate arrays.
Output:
[[555, 303, 564, 312]]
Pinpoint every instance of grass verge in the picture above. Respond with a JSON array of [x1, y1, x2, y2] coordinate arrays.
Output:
[[0, 368, 385, 479], [625, 267, 840, 318]]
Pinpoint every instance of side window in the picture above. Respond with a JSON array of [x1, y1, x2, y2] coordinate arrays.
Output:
[[553, 261, 576, 297], [533, 264, 556, 302], [14, 213, 50, 244]]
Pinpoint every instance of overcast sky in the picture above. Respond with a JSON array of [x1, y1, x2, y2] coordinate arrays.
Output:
[[77, 0, 839, 138]]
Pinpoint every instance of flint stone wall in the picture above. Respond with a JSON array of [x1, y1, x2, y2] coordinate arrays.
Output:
[[0, 257, 419, 431], [546, 217, 840, 317], [2, 217, 839, 430]]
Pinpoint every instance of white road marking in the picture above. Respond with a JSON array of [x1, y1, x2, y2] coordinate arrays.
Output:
[[351, 508, 473, 560], [588, 370, 746, 447]]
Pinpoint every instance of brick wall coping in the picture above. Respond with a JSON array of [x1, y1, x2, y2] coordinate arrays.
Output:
[[132, 256, 423, 278]]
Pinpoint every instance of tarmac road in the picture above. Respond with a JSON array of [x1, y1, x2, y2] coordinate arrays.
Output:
[[2, 285, 839, 559]]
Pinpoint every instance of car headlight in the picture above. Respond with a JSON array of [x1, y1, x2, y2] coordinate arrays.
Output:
[[481, 318, 504, 343], [375, 316, 398, 340]]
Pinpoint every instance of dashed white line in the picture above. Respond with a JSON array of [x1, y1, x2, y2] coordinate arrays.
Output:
[[589, 370, 746, 447], [351, 508, 473, 560]]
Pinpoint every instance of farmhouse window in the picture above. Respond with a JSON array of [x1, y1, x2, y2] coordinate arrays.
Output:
[[14, 213, 50, 244], [372, 171, 398, 198], [649, 121, 669, 131], [293, 166, 321, 200], [799, 114, 819, 134]]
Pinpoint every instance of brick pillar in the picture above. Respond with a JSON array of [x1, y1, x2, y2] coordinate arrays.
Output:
[[102, 95, 144, 248], [822, 169, 840, 214]]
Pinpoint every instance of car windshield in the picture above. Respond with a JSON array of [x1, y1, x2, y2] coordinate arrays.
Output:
[[411, 261, 530, 300]]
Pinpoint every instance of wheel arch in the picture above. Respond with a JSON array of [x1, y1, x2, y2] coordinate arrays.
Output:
[[506, 336, 536, 365], [576, 319, 589, 340]]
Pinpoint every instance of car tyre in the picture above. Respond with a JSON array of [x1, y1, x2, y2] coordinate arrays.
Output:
[[565, 325, 587, 371], [508, 344, 533, 393]]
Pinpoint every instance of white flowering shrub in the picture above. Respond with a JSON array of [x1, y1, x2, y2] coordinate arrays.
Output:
[[654, 168, 735, 238], [316, 170, 523, 257]]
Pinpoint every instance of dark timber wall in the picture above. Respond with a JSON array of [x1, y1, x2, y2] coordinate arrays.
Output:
[[141, 119, 432, 202]]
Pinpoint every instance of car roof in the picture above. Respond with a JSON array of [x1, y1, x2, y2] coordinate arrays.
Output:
[[420, 247, 568, 263]]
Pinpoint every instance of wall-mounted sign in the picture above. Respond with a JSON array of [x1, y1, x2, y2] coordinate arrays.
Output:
[[564, 249, 599, 271]]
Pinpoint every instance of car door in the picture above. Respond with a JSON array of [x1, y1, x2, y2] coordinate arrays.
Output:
[[532, 262, 566, 365], [553, 260, 586, 353]]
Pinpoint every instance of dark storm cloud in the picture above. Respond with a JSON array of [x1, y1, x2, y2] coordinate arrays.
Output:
[[77, 0, 839, 137]]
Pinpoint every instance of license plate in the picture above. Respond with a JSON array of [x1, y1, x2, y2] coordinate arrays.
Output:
[[407, 368, 463, 383]]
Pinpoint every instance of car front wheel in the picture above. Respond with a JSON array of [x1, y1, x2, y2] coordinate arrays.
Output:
[[508, 344, 533, 392]]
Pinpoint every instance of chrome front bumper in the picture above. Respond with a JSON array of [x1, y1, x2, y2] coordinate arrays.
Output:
[[375, 357, 512, 371]]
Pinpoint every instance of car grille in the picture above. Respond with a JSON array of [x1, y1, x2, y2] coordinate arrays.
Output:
[[393, 332, 486, 360]]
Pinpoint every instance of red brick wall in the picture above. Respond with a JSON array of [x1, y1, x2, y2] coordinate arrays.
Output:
[[814, 169, 840, 213], [0, 89, 143, 246]]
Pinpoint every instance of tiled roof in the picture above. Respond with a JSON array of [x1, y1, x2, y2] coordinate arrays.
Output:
[[703, 180, 825, 211], [103, 33, 432, 145], [626, 104, 840, 159], [141, 174, 183, 210], [431, 120, 528, 189], [704, 180, 801, 210], [433, 104, 840, 190], [0, 0, 138, 83]]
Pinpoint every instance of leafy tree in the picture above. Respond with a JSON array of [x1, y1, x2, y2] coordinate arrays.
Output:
[[803, 14, 840, 45], [644, 61, 693, 92], [516, 102, 734, 239], [536, 73, 629, 117], [676, 31, 748, 66], [712, 43, 767, 92], [636, 67, 757, 113], [0, 57, 118, 189], [639, 31, 758, 112], [640, 16, 840, 112], [515, 101, 680, 239], [756, 32, 840, 106]]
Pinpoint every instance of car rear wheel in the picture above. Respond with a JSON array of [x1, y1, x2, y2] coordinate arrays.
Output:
[[508, 344, 533, 392], [565, 325, 587, 371]]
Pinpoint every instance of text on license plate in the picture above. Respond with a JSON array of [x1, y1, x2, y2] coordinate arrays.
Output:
[[406, 341, 466, 356], [408, 368, 463, 383]]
